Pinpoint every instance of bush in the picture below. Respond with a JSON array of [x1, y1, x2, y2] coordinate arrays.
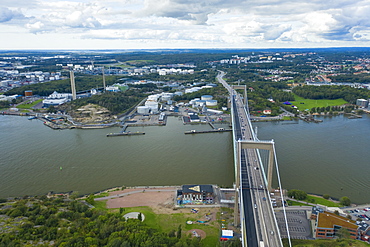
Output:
[[323, 194, 330, 199]]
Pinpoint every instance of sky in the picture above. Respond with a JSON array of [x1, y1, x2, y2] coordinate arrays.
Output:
[[1, 0, 370, 50]]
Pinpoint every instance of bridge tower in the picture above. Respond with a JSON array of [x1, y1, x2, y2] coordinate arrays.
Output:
[[233, 140, 275, 226], [231, 85, 247, 105], [238, 140, 275, 191]]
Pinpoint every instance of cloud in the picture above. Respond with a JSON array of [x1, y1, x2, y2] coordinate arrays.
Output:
[[264, 24, 292, 40], [0, 7, 24, 22], [2, 0, 370, 48]]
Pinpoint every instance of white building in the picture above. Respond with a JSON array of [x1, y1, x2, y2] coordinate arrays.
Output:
[[145, 100, 159, 114], [137, 106, 150, 114], [106, 86, 120, 92], [356, 99, 369, 108], [48, 91, 72, 99], [42, 98, 69, 107]]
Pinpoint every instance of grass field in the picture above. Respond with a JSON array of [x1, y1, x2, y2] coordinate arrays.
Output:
[[304, 195, 340, 207], [124, 60, 155, 65], [92, 200, 108, 210], [287, 200, 309, 206], [118, 206, 221, 247], [290, 94, 347, 111], [16, 99, 43, 109]]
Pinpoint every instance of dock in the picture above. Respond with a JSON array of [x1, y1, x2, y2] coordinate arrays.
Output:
[[299, 115, 323, 123], [185, 129, 232, 134], [107, 132, 145, 137], [347, 113, 362, 119]]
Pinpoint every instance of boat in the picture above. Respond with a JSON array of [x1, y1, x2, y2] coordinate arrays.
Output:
[[28, 116, 37, 120]]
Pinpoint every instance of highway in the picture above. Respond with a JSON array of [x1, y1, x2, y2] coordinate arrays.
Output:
[[217, 71, 283, 247]]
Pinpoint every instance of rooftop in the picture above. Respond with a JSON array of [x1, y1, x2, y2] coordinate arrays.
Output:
[[317, 211, 358, 230], [182, 185, 213, 194]]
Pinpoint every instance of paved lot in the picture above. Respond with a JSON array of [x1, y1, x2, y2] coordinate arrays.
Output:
[[275, 210, 313, 240]]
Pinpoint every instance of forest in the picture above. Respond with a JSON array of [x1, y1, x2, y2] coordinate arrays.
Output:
[[245, 82, 293, 116], [328, 74, 370, 84], [0, 197, 239, 247], [292, 85, 370, 104]]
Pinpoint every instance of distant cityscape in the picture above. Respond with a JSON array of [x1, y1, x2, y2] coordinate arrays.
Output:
[[1, 49, 370, 246]]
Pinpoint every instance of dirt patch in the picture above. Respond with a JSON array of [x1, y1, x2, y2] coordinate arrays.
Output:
[[68, 103, 114, 124], [187, 229, 206, 239], [106, 187, 177, 209]]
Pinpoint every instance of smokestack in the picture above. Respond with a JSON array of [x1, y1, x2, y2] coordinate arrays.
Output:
[[70, 70, 76, 100], [102, 67, 106, 91]]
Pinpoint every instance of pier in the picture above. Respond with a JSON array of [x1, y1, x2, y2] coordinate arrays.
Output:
[[299, 115, 323, 123], [347, 113, 362, 119], [185, 128, 232, 134], [107, 132, 145, 137]]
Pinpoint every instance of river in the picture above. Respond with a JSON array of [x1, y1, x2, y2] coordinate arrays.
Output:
[[0, 114, 369, 204], [254, 114, 370, 204], [0, 115, 234, 198]]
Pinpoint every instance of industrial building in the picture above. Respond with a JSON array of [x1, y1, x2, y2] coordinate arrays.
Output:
[[137, 106, 150, 114], [206, 99, 218, 106], [177, 185, 214, 205], [144, 100, 159, 114], [188, 112, 200, 122], [201, 95, 213, 101]]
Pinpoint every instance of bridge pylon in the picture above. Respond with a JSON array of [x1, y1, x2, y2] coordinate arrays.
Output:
[[231, 85, 247, 105], [238, 139, 275, 191]]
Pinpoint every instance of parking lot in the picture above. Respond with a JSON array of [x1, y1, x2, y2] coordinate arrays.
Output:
[[346, 206, 370, 231], [275, 209, 313, 240]]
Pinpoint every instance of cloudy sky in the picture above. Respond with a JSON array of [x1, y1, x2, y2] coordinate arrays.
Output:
[[1, 0, 370, 50]]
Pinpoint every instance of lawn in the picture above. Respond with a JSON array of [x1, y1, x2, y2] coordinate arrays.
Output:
[[290, 94, 347, 111], [304, 195, 340, 207], [124, 60, 156, 65], [287, 200, 309, 207], [118, 206, 221, 247], [92, 200, 108, 210], [16, 99, 43, 109]]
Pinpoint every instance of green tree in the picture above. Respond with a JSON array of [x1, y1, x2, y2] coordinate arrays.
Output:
[[70, 191, 79, 200], [177, 224, 182, 239], [168, 229, 176, 238], [340, 196, 351, 206], [86, 194, 95, 205], [48, 105, 57, 113], [323, 194, 330, 199], [336, 227, 350, 239], [287, 189, 307, 200]]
